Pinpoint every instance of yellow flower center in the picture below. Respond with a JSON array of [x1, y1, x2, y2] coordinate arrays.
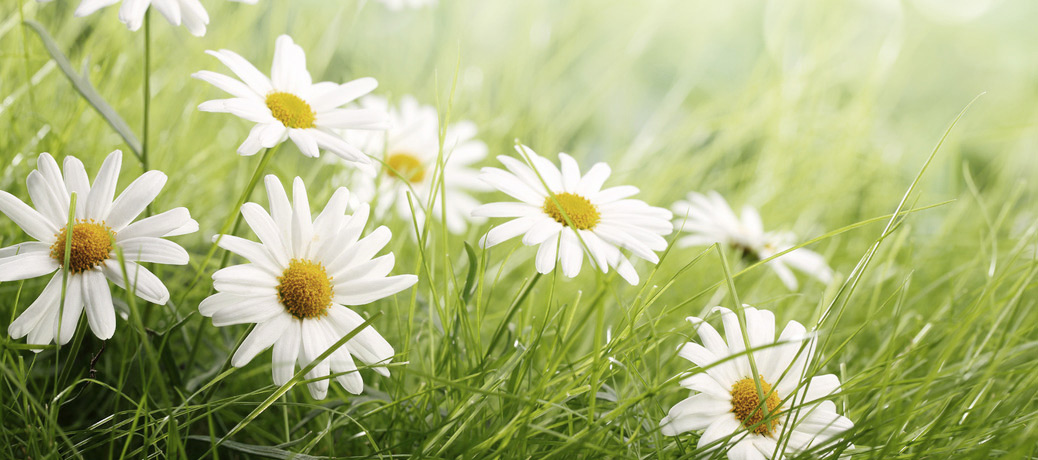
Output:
[[385, 152, 426, 183], [542, 192, 600, 230], [265, 91, 316, 129], [730, 376, 782, 436], [50, 220, 114, 274], [277, 259, 334, 319]]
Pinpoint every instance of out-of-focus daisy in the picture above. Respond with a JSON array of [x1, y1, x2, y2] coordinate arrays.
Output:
[[375, 0, 437, 10], [345, 96, 488, 234], [200, 175, 417, 399], [1, 151, 196, 348], [60, 0, 257, 37], [472, 145, 673, 285], [194, 35, 386, 173], [660, 306, 854, 459], [671, 191, 833, 291]]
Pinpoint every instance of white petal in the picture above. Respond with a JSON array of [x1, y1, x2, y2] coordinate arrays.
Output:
[[660, 393, 730, 435], [232, 315, 290, 367], [332, 275, 417, 305], [271, 319, 301, 386], [117, 207, 195, 240], [211, 297, 284, 326], [192, 70, 257, 99], [0, 250, 59, 282], [102, 260, 170, 304], [479, 216, 539, 248], [310, 78, 378, 113], [117, 237, 189, 265], [205, 49, 273, 94], [240, 202, 290, 265], [86, 151, 122, 218], [8, 273, 62, 340], [534, 236, 559, 274], [106, 171, 167, 231], [289, 129, 320, 158], [0, 190, 58, 241], [326, 305, 393, 375], [82, 269, 115, 340], [75, 0, 120, 16]]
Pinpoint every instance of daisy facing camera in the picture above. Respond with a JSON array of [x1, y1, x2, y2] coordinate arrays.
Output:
[[200, 175, 417, 400]]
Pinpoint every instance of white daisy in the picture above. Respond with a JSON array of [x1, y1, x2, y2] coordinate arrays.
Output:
[[65, 0, 257, 37], [345, 95, 488, 235], [1, 151, 197, 348], [193, 35, 386, 173], [672, 191, 833, 291], [200, 175, 417, 399], [660, 306, 854, 459], [375, 0, 437, 11], [471, 145, 673, 285]]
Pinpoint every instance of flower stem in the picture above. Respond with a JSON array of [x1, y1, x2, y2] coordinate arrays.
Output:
[[141, 10, 151, 174]]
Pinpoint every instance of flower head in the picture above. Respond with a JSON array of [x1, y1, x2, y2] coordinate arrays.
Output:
[[194, 35, 386, 173], [66, 0, 256, 36], [672, 191, 833, 290], [345, 96, 488, 234], [660, 306, 854, 458], [472, 145, 673, 285], [200, 175, 417, 399], [1, 151, 197, 348]]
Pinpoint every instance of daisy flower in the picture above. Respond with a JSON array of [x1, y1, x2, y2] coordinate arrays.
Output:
[[194, 35, 386, 173], [1, 151, 197, 348], [660, 306, 854, 459], [200, 175, 417, 399], [471, 145, 673, 285], [344, 95, 488, 235], [672, 191, 833, 291], [65, 0, 257, 37]]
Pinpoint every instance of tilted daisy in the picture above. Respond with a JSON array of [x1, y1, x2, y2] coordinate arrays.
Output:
[[660, 306, 854, 459], [471, 145, 673, 285], [65, 0, 257, 37], [345, 95, 488, 234], [1, 151, 197, 348], [194, 35, 386, 173], [672, 191, 833, 291], [200, 175, 417, 399]]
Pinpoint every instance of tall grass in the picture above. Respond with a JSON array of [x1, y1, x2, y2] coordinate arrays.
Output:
[[2, 0, 1037, 458]]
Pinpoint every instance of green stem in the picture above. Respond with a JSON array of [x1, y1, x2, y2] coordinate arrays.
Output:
[[141, 10, 151, 174]]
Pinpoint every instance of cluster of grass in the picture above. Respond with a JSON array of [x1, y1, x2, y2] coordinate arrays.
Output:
[[2, 0, 1037, 458]]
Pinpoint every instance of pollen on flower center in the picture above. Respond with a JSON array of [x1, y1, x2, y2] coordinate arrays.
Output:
[[730, 376, 782, 436], [385, 152, 426, 183], [277, 259, 334, 319], [265, 91, 316, 129], [542, 192, 600, 230], [50, 220, 114, 273]]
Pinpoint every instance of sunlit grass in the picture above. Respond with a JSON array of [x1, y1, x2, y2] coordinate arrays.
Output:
[[2, 0, 1037, 458]]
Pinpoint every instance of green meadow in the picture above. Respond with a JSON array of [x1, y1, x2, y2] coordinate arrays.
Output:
[[1, 0, 1037, 458]]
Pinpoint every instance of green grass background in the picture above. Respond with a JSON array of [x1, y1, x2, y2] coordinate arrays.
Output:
[[2, 0, 1038, 458]]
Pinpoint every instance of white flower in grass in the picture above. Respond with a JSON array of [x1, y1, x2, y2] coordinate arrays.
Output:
[[672, 191, 833, 291], [0, 151, 197, 348], [471, 145, 673, 285], [345, 96, 488, 235], [200, 175, 417, 399], [193, 35, 386, 173], [661, 306, 854, 459], [376, 0, 437, 10], [64, 0, 256, 36]]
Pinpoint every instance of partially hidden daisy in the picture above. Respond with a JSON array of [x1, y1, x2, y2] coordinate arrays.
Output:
[[472, 145, 673, 285], [660, 306, 854, 459], [1, 151, 197, 348], [200, 175, 417, 399], [194, 35, 386, 173], [64, 0, 257, 37], [672, 191, 833, 291], [345, 95, 488, 235]]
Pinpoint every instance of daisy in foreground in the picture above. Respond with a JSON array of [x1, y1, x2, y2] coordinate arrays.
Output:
[[345, 95, 488, 234], [62, 0, 257, 36], [472, 145, 673, 285], [194, 35, 386, 173], [672, 191, 833, 290], [660, 306, 854, 459], [200, 175, 417, 399], [1, 151, 196, 348]]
